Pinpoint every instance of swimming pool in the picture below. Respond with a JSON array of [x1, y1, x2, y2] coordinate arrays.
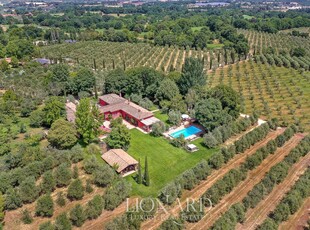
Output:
[[170, 125, 202, 139]]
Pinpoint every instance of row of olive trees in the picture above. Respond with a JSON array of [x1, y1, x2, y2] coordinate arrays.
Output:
[[38, 177, 131, 229], [201, 125, 297, 208], [210, 132, 309, 230], [258, 167, 310, 230], [0, 146, 84, 209], [203, 113, 258, 148]]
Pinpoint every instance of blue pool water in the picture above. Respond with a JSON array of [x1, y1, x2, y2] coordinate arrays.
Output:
[[170, 126, 202, 139]]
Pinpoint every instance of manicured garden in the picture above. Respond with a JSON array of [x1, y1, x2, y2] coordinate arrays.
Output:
[[126, 129, 218, 197]]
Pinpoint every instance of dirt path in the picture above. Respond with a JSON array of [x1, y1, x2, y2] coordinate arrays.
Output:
[[237, 152, 310, 230], [173, 49, 180, 69], [141, 128, 285, 230], [156, 48, 169, 71], [187, 134, 303, 230], [164, 49, 175, 72], [279, 197, 310, 230]]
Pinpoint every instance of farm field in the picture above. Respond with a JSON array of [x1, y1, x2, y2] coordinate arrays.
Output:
[[126, 129, 217, 197], [141, 128, 285, 230], [187, 133, 304, 229], [237, 152, 310, 230], [280, 27, 310, 36], [40, 41, 239, 73], [3, 162, 105, 230], [209, 61, 310, 131], [239, 29, 310, 56], [279, 197, 310, 230]]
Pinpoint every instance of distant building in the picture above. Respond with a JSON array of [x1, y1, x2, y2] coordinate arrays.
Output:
[[66, 102, 77, 123], [98, 94, 160, 132], [64, 39, 77, 44], [33, 58, 51, 66]]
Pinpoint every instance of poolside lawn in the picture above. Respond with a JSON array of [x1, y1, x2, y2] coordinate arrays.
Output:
[[153, 111, 170, 126], [126, 129, 218, 197]]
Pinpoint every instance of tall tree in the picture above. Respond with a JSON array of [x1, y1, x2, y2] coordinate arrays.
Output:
[[144, 157, 150, 186], [51, 64, 69, 83], [178, 57, 206, 95], [209, 85, 241, 119], [47, 119, 77, 149], [105, 124, 131, 150], [75, 98, 101, 144], [195, 98, 232, 131], [43, 96, 65, 127]]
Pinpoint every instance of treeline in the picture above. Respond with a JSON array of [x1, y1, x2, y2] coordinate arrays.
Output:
[[258, 169, 310, 229], [158, 122, 272, 206], [255, 53, 310, 71], [210, 133, 310, 230], [203, 114, 257, 148]]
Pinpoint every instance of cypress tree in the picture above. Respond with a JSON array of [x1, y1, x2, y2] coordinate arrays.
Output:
[[137, 159, 142, 184], [93, 59, 97, 71], [144, 157, 150, 186]]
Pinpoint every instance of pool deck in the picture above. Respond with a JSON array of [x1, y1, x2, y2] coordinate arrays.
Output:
[[163, 122, 205, 141]]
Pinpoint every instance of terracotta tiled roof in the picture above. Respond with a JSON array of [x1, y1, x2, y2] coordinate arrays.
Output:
[[102, 149, 138, 173], [98, 94, 153, 120], [66, 102, 76, 122], [99, 94, 126, 105]]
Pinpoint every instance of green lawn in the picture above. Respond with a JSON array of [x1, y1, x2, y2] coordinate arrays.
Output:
[[153, 111, 170, 126], [126, 129, 218, 197], [243, 15, 254, 20], [191, 26, 203, 32]]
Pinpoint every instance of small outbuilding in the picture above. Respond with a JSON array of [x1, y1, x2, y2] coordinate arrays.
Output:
[[101, 149, 138, 177], [186, 144, 198, 152]]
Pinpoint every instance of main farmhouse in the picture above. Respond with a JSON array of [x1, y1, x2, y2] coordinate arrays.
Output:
[[98, 93, 159, 132]]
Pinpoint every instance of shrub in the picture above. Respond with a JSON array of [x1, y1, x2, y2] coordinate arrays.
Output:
[[85, 195, 103, 219], [70, 204, 86, 227], [151, 121, 167, 137], [36, 194, 54, 217], [55, 212, 72, 230], [203, 133, 218, 148], [67, 179, 84, 200]]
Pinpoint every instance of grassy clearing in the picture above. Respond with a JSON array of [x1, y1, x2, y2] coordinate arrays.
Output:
[[243, 15, 254, 20], [191, 26, 203, 32], [126, 129, 218, 197], [153, 111, 170, 125]]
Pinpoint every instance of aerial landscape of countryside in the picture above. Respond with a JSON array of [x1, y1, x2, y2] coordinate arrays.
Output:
[[0, 0, 309, 230]]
